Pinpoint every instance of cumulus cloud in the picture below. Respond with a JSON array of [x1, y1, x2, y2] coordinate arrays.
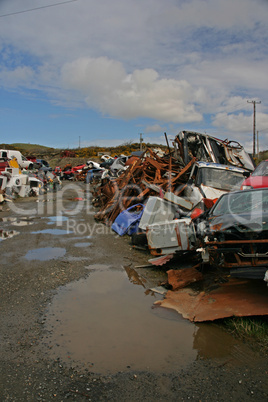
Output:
[[212, 112, 252, 132], [213, 111, 268, 133], [61, 57, 203, 123]]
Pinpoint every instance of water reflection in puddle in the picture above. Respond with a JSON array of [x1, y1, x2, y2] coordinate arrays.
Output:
[[32, 229, 72, 235], [25, 247, 66, 260], [44, 265, 197, 374], [47, 216, 69, 225]]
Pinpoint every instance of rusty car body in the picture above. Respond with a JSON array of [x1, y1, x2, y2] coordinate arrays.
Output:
[[174, 131, 255, 172]]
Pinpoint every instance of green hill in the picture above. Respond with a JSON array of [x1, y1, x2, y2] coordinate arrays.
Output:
[[10, 143, 55, 152]]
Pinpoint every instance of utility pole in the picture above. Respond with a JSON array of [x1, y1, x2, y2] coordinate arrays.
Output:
[[139, 133, 143, 152], [247, 100, 261, 157], [257, 130, 259, 159]]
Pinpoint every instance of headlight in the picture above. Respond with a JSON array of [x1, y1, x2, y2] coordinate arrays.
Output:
[[241, 185, 253, 190]]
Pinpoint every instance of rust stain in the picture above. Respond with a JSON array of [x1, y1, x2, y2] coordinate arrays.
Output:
[[174, 225, 182, 247], [167, 267, 203, 290]]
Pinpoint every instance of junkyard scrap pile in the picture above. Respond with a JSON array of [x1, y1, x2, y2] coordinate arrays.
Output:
[[93, 148, 195, 225], [92, 130, 256, 226], [90, 131, 268, 322]]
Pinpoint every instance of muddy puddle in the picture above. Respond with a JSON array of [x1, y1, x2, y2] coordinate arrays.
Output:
[[25, 247, 66, 261], [47, 216, 69, 224], [42, 264, 252, 375]]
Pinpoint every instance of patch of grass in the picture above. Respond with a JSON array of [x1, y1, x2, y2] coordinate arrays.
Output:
[[221, 316, 268, 352]]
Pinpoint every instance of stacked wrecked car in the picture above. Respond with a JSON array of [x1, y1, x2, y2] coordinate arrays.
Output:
[[91, 131, 267, 282]]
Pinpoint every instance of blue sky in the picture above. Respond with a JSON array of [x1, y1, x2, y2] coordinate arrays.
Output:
[[0, 0, 268, 151]]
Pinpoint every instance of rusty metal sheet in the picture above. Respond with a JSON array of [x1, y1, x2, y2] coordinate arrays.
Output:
[[154, 278, 268, 322], [167, 267, 203, 290]]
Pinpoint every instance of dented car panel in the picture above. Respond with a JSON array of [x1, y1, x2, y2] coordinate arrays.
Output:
[[175, 131, 255, 171], [181, 161, 246, 209]]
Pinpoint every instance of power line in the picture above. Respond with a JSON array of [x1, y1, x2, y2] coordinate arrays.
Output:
[[0, 0, 78, 18]]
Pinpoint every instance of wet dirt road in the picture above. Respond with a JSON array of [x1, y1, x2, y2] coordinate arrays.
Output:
[[0, 183, 267, 401]]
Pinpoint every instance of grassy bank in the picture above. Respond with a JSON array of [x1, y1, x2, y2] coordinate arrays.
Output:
[[221, 316, 268, 352]]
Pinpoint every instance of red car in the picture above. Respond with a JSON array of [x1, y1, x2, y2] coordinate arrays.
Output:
[[240, 160, 268, 189]]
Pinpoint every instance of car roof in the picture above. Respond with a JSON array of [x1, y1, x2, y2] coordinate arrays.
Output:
[[195, 161, 246, 173], [222, 187, 268, 196]]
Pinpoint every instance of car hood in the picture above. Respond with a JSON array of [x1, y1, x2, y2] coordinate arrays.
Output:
[[207, 210, 268, 234]]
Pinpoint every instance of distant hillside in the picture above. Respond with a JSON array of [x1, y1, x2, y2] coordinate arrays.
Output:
[[10, 143, 56, 153], [0, 142, 166, 159]]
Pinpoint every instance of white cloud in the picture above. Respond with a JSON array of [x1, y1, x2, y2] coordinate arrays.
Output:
[[61, 57, 203, 123], [213, 112, 268, 133], [211, 111, 268, 152], [144, 124, 164, 133], [0, 0, 267, 146], [212, 112, 252, 132]]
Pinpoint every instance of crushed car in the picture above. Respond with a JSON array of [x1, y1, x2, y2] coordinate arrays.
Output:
[[174, 131, 255, 172], [0, 149, 33, 170], [177, 161, 248, 212], [133, 161, 248, 256], [199, 188, 268, 280]]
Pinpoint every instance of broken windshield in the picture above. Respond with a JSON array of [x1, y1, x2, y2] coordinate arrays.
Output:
[[211, 189, 268, 216], [196, 167, 244, 191]]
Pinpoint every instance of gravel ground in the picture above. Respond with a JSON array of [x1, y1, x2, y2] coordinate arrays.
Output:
[[0, 183, 267, 401]]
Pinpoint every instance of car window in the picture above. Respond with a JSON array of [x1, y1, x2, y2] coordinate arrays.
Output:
[[196, 167, 244, 191], [211, 189, 268, 215]]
